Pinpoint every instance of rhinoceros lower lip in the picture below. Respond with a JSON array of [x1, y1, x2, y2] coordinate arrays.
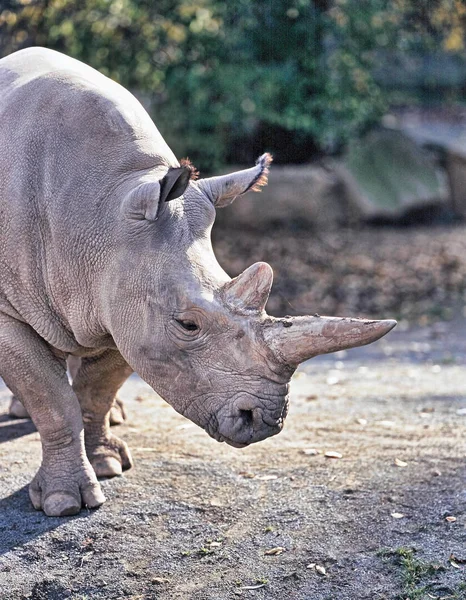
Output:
[[215, 421, 283, 448], [212, 431, 250, 448]]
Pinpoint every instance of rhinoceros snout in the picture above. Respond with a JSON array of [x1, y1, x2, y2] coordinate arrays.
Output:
[[215, 393, 289, 448]]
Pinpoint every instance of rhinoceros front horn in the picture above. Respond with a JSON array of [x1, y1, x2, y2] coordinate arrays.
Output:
[[222, 262, 273, 313], [263, 315, 397, 366]]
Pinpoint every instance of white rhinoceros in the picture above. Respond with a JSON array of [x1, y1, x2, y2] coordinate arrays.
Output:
[[0, 47, 396, 516]]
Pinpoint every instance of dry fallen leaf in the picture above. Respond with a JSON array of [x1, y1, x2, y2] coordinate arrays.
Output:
[[325, 451, 343, 459], [256, 475, 278, 481], [450, 560, 461, 569], [307, 563, 326, 575], [391, 512, 405, 519], [151, 577, 169, 584], [449, 553, 466, 564], [394, 458, 408, 468], [315, 565, 326, 576], [302, 448, 320, 456], [264, 547, 285, 556], [445, 516, 457, 523], [240, 584, 266, 590], [239, 472, 255, 479]]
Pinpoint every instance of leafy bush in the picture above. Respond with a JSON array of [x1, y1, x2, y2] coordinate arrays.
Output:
[[1, 0, 464, 170]]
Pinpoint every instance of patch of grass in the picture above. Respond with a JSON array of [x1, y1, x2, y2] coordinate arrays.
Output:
[[378, 547, 446, 599]]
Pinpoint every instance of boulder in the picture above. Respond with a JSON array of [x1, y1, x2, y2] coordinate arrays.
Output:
[[341, 128, 448, 220]]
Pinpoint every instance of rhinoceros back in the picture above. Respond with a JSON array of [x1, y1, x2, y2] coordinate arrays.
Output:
[[0, 47, 176, 350]]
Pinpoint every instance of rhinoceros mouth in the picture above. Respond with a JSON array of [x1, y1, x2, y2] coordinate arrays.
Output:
[[204, 395, 288, 448]]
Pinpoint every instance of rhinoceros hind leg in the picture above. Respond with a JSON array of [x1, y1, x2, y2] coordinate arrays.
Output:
[[69, 356, 127, 427], [8, 395, 30, 418], [73, 350, 133, 479], [109, 396, 127, 426]]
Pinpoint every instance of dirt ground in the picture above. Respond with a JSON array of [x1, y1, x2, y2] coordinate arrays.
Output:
[[1, 315, 465, 600]]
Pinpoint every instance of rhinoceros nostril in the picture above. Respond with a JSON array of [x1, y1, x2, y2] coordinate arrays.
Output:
[[238, 409, 254, 428]]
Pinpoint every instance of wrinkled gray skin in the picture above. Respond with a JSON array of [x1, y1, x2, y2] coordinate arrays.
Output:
[[0, 48, 396, 517]]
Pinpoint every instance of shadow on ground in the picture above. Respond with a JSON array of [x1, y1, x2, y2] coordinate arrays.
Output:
[[0, 414, 36, 444]]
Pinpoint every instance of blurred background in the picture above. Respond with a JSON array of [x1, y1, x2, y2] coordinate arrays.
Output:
[[1, 0, 466, 323]]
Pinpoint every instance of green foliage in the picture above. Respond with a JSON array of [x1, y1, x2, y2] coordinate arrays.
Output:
[[0, 1, 465, 169], [377, 546, 466, 600]]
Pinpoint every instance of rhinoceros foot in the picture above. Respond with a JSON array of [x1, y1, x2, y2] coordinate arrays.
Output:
[[85, 432, 133, 478], [29, 458, 106, 517]]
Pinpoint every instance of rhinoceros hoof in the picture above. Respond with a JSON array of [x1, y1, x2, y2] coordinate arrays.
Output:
[[29, 463, 106, 517], [87, 434, 133, 478], [8, 396, 30, 419], [109, 397, 127, 426]]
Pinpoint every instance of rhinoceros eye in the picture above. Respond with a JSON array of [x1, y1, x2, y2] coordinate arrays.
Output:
[[175, 318, 199, 332]]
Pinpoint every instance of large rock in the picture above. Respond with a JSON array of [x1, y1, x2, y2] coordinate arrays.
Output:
[[341, 128, 448, 220], [217, 128, 449, 230], [395, 109, 466, 218]]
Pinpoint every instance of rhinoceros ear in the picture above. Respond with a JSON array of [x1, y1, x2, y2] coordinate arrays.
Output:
[[123, 161, 196, 221], [160, 161, 197, 203], [221, 262, 273, 313], [197, 153, 272, 207]]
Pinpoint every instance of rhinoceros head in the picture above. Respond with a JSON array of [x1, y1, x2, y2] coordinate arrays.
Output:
[[109, 154, 396, 447]]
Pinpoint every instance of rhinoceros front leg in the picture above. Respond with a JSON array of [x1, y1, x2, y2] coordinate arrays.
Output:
[[72, 350, 133, 478], [8, 356, 128, 425], [9, 393, 127, 424], [0, 314, 105, 516]]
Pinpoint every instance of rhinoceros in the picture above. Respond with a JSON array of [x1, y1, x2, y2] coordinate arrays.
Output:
[[0, 47, 396, 517]]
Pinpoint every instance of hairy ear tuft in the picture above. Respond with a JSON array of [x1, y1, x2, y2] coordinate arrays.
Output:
[[180, 157, 199, 181], [249, 153, 273, 192]]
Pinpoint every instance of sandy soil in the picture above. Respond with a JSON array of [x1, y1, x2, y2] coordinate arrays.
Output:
[[1, 318, 465, 600]]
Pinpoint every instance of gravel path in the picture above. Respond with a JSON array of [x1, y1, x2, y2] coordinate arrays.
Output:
[[1, 318, 465, 600]]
